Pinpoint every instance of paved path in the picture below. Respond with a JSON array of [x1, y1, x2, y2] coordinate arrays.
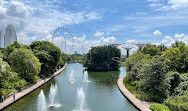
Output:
[[117, 76, 151, 111], [0, 63, 67, 111]]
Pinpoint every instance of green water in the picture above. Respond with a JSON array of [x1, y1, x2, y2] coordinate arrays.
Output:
[[3, 63, 138, 111]]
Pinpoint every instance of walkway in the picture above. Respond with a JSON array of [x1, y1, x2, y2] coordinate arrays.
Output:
[[117, 76, 151, 111], [0, 63, 67, 111]]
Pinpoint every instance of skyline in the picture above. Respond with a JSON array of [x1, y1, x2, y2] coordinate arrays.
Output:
[[0, 0, 188, 54]]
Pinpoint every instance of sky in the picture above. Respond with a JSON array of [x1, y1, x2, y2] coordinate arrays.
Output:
[[0, 0, 188, 54]]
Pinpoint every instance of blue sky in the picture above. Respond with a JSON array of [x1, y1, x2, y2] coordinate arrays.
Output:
[[0, 0, 188, 54]]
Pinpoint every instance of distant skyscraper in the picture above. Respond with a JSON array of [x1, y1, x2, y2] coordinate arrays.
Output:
[[0, 30, 4, 48], [4, 24, 17, 48]]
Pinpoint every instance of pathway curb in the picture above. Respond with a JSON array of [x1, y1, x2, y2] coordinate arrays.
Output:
[[117, 76, 151, 111], [0, 63, 67, 111]]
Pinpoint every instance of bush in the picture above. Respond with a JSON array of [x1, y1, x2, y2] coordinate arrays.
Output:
[[149, 104, 170, 111], [168, 72, 181, 96], [165, 94, 188, 111], [140, 56, 169, 102]]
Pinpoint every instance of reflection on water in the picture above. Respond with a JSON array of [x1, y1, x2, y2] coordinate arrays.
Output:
[[4, 63, 137, 111]]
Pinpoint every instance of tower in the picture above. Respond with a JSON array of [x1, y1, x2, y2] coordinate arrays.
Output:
[[135, 43, 145, 51], [4, 24, 17, 48], [123, 47, 133, 58], [0, 30, 4, 48]]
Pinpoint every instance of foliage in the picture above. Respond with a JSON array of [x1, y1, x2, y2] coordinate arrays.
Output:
[[168, 72, 181, 96], [8, 48, 41, 83], [34, 50, 53, 78], [30, 41, 61, 74], [149, 104, 170, 111], [61, 53, 71, 62], [140, 56, 169, 102], [0, 59, 26, 92], [165, 94, 188, 111], [124, 51, 150, 72], [175, 81, 188, 96], [70, 54, 84, 62], [22, 44, 31, 50], [83, 45, 121, 71], [6, 41, 22, 55], [163, 42, 188, 73], [34, 76, 39, 83], [142, 44, 167, 56]]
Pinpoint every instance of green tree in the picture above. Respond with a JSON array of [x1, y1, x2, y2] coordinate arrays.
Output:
[[141, 56, 169, 102], [34, 51, 53, 78], [8, 48, 41, 83], [30, 41, 61, 74], [84, 45, 121, 71], [125, 51, 150, 72], [142, 44, 167, 56], [0, 58, 26, 91], [6, 41, 22, 55], [163, 42, 188, 73]]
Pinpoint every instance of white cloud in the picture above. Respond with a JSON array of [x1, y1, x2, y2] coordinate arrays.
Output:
[[126, 39, 137, 44], [153, 30, 162, 36], [147, 0, 188, 11], [100, 36, 116, 43], [51, 35, 117, 54], [94, 31, 105, 37], [0, 0, 103, 47], [6, 1, 29, 18], [175, 33, 188, 44], [161, 36, 175, 47]]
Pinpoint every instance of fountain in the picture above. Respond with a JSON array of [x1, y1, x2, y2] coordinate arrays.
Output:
[[73, 86, 86, 111], [82, 70, 90, 82], [37, 89, 47, 111], [48, 84, 61, 108], [69, 69, 76, 83]]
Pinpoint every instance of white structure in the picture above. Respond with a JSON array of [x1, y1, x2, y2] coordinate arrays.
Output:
[[4, 24, 17, 48], [0, 30, 4, 48]]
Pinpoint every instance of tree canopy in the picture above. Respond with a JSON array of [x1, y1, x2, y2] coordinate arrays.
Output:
[[83, 45, 121, 71], [30, 41, 62, 76], [8, 48, 41, 83]]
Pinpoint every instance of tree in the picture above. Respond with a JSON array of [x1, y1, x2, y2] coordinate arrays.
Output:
[[125, 51, 150, 72], [142, 44, 167, 56], [163, 42, 188, 73], [84, 45, 121, 71], [168, 72, 181, 96], [0, 59, 26, 91], [8, 48, 41, 83], [6, 41, 22, 55], [30, 41, 61, 74], [141, 56, 169, 102], [34, 51, 53, 78]]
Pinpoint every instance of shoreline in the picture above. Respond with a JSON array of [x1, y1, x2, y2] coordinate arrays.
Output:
[[0, 63, 67, 111], [117, 76, 151, 111]]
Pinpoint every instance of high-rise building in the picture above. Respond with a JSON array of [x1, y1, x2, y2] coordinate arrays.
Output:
[[4, 24, 17, 48], [0, 30, 4, 48]]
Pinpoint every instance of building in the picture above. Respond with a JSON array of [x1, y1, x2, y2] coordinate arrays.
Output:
[[4, 24, 17, 48], [0, 30, 4, 48]]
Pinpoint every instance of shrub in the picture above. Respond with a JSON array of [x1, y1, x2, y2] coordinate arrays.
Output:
[[165, 94, 188, 111], [140, 56, 169, 102], [149, 104, 170, 111], [168, 72, 181, 96]]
